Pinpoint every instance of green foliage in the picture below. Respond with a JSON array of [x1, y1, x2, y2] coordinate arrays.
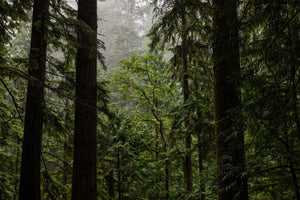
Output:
[[239, 0, 300, 199], [108, 53, 176, 198], [0, 0, 299, 199]]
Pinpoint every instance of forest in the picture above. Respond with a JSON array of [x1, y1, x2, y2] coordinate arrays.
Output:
[[0, 0, 299, 199]]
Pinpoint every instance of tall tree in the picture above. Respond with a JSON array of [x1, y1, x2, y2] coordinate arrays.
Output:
[[18, 0, 49, 199], [212, 0, 248, 199], [240, 1, 300, 199], [180, 0, 193, 196], [71, 0, 98, 199], [149, 1, 196, 197]]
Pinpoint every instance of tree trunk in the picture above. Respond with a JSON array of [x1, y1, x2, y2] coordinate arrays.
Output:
[[159, 121, 169, 200], [165, 159, 170, 200], [71, 0, 98, 199], [18, 0, 49, 199], [212, 0, 248, 199], [289, 158, 300, 200], [14, 138, 20, 200], [181, 2, 193, 198], [289, 33, 300, 142], [105, 169, 115, 200], [62, 99, 70, 199], [194, 62, 205, 200], [198, 135, 205, 200], [283, 123, 300, 200]]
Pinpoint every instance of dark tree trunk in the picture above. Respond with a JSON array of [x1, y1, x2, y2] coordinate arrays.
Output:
[[289, 157, 300, 200], [212, 0, 248, 199], [18, 0, 49, 199], [283, 123, 300, 200], [105, 169, 116, 200], [292, 65, 300, 142], [181, 3, 193, 197], [14, 138, 20, 200], [159, 121, 169, 200], [71, 0, 98, 199], [62, 99, 70, 199], [165, 159, 170, 200], [154, 127, 159, 200], [198, 136, 205, 200], [289, 33, 300, 142], [194, 66, 205, 200], [152, 95, 170, 200]]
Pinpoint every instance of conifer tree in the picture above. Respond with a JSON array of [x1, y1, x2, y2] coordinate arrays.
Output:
[[212, 0, 248, 199], [19, 0, 49, 199], [71, 0, 98, 199]]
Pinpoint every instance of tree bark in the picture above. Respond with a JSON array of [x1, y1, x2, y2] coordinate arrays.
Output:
[[198, 135, 205, 200], [18, 0, 49, 199], [289, 157, 300, 200], [71, 0, 98, 199], [212, 0, 248, 199], [181, 2, 193, 197], [159, 121, 169, 200], [194, 64, 205, 200], [152, 98, 170, 199], [14, 138, 20, 200], [105, 168, 115, 200]]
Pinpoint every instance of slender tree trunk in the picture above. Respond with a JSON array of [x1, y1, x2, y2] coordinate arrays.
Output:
[[289, 158, 300, 200], [105, 169, 115, 200], [181, 1, 193, 197], [62, 99, 70, 199], [289, 35, 300, 142], [283, 121, 300, 200], [198, 135, 205, 200], [290, 78, 300, 200], [194, 68, 205, 200], [291, 65, 300, 142], [152, 98, 170, 200], [165, 159, 170, 200], [287, 25, 300, 199], [14, 138, 20, 200], [154, 127, 159, 200], [62, 142, 68, 199], [18, 0, 49, 199], [212, 0, 248, 199], [159, 121, 169, 200], [71, 0, 97, 199]]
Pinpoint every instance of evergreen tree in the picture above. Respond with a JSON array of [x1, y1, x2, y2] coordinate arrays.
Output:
[[19, 0, 49, 199], [212, 0, 248, 199], [240, 0, 300, 199], [179, 1, 193, 196], [0, 1, 299, 199], [72, 0, 98, 199]]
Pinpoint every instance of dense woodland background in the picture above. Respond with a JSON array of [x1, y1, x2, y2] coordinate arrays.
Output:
[[0, 0, 299, 199]]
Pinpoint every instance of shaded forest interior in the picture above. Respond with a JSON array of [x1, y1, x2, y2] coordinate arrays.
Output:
[[0, 0, 299, 199]]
